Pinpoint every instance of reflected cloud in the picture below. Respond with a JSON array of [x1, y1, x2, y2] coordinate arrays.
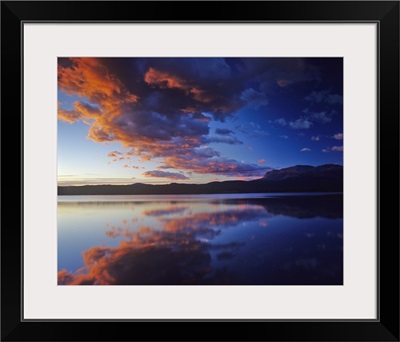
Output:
[[58, 230, 232, 285], [160, 207, 267, 233], [58, 195, 343, 285], [58, 204, 268, 285], [142, 206, 187, 217]]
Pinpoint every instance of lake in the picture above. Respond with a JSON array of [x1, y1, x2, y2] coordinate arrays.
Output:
[[58, 193, 343, 285]]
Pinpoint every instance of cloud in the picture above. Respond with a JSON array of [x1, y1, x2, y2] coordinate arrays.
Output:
[[143, 170, 189, 180], [311, 136, 320, 141], [58, 108, 83, 124], [326, 94, 343, 105], [58, 58, 238, 176], [58, 58, 314, 179], [279, 135, 289, 139], [107, 151, 122, 158], [291, 107, 336, 129], [58, 58, 138, 114], [235, 124, 248, 135], [275, 118, 287, 126], [309, 111, 332, 123], [305, 90, 343, 105], [289, 118, 313, 129], [300, 148, 311, 152], [145, 67, 217, 104], [58, 101, 101, 124], [240, 88, 268, 109], [205, 135, 243, 145], [258, 159, 266, 164], [143, 66, 241, 121], [264, 58, 320, 88], [215, 128, 233, 136], [333, 133, 343, 140], [248, 122, 268, 137], [322, 146, 343, 152], [159, 155, 269, 177]]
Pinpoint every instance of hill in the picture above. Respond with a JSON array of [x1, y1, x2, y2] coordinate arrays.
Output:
[[58, 164, 343, 195]]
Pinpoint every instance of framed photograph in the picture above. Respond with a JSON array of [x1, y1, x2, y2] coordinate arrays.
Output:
[[1, 1, 399, 341]]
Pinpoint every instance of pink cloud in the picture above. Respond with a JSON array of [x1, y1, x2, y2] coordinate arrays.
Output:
[[143, 170, 189, 180], [331, 146, 343, 152], [333, 133, 343, 140]]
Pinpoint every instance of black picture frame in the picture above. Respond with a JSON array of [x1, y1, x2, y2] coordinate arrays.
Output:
[[1, 1, 399, 341]]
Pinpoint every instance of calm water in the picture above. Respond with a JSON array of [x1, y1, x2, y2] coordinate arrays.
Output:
[[58, 193, 343, 285]]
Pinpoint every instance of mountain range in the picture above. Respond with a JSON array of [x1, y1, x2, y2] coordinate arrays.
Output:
[[58, 164, 343, 195]]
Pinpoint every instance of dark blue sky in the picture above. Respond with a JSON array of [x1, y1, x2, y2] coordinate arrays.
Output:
[[58, 57, 343, 185]]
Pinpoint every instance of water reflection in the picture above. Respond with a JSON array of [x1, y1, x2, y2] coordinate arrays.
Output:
[[58, 194, 343, 285]]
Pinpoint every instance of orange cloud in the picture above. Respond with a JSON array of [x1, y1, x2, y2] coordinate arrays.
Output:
[[105, 226, 123, 238], [58, 58, 266, 178], [59, 58, 138, 110], [107, 151, 122, 158], [144, 67, 215, 103], [58, 108, 82, 124]]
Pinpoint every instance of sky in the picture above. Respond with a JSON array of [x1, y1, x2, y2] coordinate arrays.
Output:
[[58, 57, 343, 186]]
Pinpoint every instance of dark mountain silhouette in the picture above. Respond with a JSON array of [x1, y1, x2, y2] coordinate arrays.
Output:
[[262, 164, 342, 181], [58, 164, 343, 195]]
